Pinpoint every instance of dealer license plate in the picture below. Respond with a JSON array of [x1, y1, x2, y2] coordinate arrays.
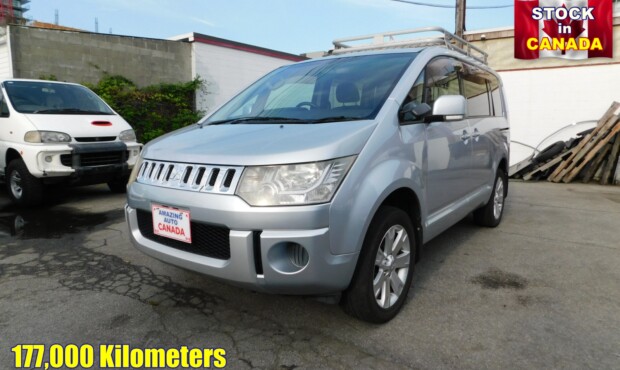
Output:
[[151, 204, 192, 244]]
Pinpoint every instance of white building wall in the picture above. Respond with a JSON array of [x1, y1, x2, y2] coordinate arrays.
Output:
[[0, 27, 13, 80], [193, 42, 294, 114], [500, 64, 620, 162]]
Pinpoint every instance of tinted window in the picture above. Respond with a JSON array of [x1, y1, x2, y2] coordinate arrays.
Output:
[[424, 58, 462, 107], [206, 53, 418, 124], [462, 64, 491, 117], [0, 91, 9, 117], [422, 57, 498, 118], [404, 72, 425, 106], [489, 75, 504, 117], [4, 81, 114, 115]]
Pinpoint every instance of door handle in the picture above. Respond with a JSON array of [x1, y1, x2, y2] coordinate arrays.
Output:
[[472, 128, 481, 140], [461, 130, 470, 141]]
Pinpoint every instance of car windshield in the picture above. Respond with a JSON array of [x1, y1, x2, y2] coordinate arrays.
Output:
[[3, 80, 114, 115], [205, 52, 418, 125]]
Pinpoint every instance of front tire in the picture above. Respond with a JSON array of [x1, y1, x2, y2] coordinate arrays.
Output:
[[7, 159, 44, 206], [107, 176, 128, 193], [341, 206, 416, 323], [473, 168, 507, 227]]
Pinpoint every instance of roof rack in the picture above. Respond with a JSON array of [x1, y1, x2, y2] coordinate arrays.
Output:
[[331, 26, 488, 65]]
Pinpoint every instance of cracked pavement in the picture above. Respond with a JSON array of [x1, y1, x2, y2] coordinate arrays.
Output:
[[1, 181, 619, 369]]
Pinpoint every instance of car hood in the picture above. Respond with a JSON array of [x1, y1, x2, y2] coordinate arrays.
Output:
[[142, 121, 377, 166], [24, 114, 133, 138]]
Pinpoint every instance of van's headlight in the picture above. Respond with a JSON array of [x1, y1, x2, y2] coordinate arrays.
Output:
[[236, 156, 355, 206], [127, 155, 144, 186], [24, 131, 71, 143], [119, 129, 137, 142]]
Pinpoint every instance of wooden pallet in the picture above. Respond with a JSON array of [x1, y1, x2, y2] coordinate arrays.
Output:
[[547, 102, 620, 183], [601, 133, 620, 185]]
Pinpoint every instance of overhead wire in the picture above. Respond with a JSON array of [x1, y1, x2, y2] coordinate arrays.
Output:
[[391, 0, 514, 9]]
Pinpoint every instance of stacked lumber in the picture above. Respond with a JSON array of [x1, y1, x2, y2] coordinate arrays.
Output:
[[519, 102, 620, 185]]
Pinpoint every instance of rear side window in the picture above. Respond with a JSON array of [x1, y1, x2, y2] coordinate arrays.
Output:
[[488, 75, 504, 117], [461, 64, 491, 117]]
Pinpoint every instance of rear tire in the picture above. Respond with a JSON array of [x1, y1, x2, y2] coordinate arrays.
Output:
[[474, 168, 506, 227], [341, 206, 416, 323], [6, 158, 44, 206]]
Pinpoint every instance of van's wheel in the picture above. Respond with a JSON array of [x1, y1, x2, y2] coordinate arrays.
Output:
[[474, 168, 507, 227], [7, 158, 44, 206], [341, 206, 415, 323], [107, 176, 128, 193]]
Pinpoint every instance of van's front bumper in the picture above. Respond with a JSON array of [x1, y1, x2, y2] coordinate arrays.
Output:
[[125, 183, 359, 295], [16, 141, 142, 178]]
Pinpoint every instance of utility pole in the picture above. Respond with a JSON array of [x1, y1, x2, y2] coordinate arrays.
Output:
[[455, 0, 466, 39]]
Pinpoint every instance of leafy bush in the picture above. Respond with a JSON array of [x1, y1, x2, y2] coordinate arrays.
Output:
[[87, 75, 205, 142]]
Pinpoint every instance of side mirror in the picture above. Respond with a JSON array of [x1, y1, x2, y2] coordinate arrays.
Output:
[[429, 95, 467, 122], [399, 101, 431, 122]]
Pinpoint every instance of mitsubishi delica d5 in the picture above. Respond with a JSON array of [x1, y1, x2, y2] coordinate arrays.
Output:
[[0, 79, 142, 206], [125, 27, 510, 323]]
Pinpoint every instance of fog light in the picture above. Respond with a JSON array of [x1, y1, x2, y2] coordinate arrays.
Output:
[[267, 242, 310, 274], [288, 243, 309, 268], [45, 156, 53, 163]]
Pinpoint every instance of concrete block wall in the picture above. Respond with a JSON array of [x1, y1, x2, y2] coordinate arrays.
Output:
[[9, 25, 192, 86]]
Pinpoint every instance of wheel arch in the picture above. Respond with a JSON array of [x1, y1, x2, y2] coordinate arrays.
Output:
[[498, 157, 508, 197], [4, 148, 22, 175], [6, 148, 21, 165], [380, 187, 423, 262]]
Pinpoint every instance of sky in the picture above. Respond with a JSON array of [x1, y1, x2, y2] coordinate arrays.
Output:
[[27, 0, 514, 55]]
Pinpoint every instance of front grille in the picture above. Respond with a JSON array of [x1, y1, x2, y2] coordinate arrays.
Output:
[[74, 136, 117, 143], [61, 151, 128, 167], [136, 209, 231, 260], [136, 159, 243, 195]]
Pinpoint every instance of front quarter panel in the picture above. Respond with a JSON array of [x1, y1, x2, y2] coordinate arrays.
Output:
[[329, 100, 425, 256]]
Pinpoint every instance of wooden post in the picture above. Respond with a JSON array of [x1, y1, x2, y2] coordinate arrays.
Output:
[[456, 0, 466, 39]]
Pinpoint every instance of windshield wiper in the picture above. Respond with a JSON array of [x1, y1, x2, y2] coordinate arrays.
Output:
[[32, 108, 112, 115], [307, 116, 365, 124], [205, 117, 307, 126], [200, 116, 365, 128]]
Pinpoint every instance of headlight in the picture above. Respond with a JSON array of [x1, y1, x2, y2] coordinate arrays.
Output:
[[24, 131, 71, 143], [236, 156, 355, 206], [127, 155, 144, 186], [119, 129, 137, 142]]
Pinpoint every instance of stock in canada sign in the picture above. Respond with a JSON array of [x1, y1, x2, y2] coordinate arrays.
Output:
[[515, 0, 613, 60]]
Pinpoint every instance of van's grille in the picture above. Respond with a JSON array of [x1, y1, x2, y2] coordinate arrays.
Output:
[[136, 160, 243, 194], [136, 209, 231, 260], [74, 136, 117, 142], [61, 151, 128, 167]]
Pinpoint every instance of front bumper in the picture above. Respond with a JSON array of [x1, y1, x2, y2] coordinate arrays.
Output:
[[19, 141, 141, 180], [125, 183, 359, 294]]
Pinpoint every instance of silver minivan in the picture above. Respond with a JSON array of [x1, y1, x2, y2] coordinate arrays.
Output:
[[125, 28, 509, 323]]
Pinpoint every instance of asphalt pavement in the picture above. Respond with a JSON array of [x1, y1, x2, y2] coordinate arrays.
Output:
[[0, 181, 619, 369]]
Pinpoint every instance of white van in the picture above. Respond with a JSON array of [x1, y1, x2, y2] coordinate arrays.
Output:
[[0, 79, 142, 205]]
